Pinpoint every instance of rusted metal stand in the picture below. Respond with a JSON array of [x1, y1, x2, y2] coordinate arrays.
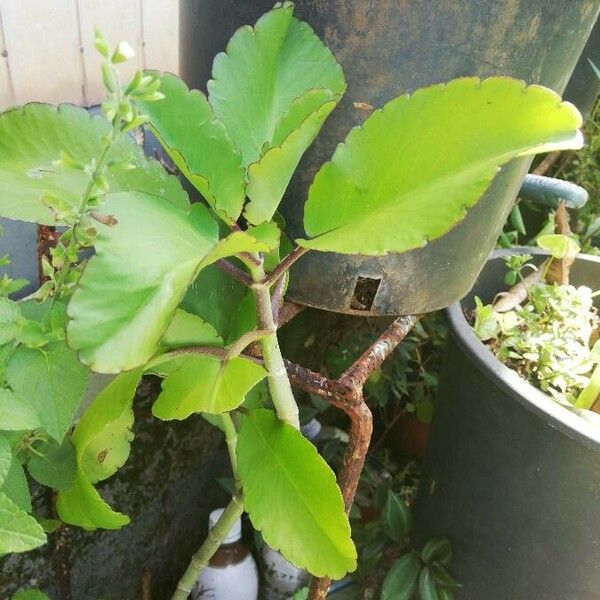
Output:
[[284, 314, 419, 600]]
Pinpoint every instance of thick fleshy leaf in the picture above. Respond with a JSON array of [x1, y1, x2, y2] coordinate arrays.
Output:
[[67, 192, 219, 373], [181, 264, 247, 341], [0, 389, 41, 431], [6, 342, 88, 441], [299, 77, 583, 255], [55, 370, 140, 530], [73, 368, 142, 483], [2, 458, 31, 511], [152, 355, 266, 420], [381, 553, 422, 600], [237, 409, 356, 578], [0, 103, 188, 225], [56, 471, 129, 530], [202, 222, 281, 265], [27, 438, 76, 492], [245, 99, 337, 224], [0, 491, 46, 553], [136, 72, 245, 221], [161, 309, 223, 348], [208, 2, 345, 223]]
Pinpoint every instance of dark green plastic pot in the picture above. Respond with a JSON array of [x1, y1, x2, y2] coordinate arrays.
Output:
[[413, 248, 600, 600], [180, 0, 599, 316]]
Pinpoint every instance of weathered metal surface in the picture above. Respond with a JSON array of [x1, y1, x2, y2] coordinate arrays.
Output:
[[180, 0, 599, 315]]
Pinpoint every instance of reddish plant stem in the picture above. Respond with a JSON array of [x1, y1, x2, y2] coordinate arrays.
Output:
[[166, 314, 418, 600], [286, 315, 419, 600], [216, 258, 252, 286], [262, 246, 308, 286]]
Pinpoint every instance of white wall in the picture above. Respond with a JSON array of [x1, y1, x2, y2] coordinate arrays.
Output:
[[0, 0, 178, 109]]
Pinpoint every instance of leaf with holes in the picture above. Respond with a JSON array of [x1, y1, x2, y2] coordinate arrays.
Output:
[[299, 77, 583, 254], [56, 470, 129, 530], [0, 491, 46, 553], [73, 368, 142, 483], [67, 192, 219, 373], [237, 409, 356, 578], [136, 72, 245, 221], [208, 2, 345, 224], [6, 342, 88, 441], [0, 103, 188, 225], [152, 355, 266, 420]]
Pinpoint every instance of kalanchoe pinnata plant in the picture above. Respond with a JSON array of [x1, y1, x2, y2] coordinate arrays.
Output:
[[0, 3, 583, 598]]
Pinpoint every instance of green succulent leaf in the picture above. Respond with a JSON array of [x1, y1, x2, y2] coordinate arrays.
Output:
[[0, 103, 188, 225], [161, 309, 223, 349], [0, 434, 12, 486], [54, 369, 141, 529], [299, 77, 583, 255], [136, 71, 245, 221], [56, 470, 129, 530], [181, 264, 248, 341], [67, 192, 219, 373], [6, 341, 88, 441], [0, 389, 41, 431], [27, 438, 76, 492], [381, 552, 422, 600], [381, 490, 411, 542], [208, 2, 345, 224], [73, 368, 142, 483], [202, 222, 281, 266], [227, 291, 258, 344], [244, 99, 337, 224], [152, 355, 266, 420], [237, 408, 356, 578], [2, 458, 31, 512], [0, 491, 46, 553]]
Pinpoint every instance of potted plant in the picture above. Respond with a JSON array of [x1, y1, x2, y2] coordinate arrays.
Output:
[[180, 0, 599, 316], [0, 4, 584, 599], [414, 237, 600, 599]]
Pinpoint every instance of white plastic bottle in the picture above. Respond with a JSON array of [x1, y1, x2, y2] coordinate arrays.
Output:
[[191, 508, 259, 600]]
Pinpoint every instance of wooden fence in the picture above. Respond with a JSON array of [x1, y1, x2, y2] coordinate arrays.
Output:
[[0, 0, 178, 109]]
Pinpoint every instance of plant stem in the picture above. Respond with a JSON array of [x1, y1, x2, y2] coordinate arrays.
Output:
[[171, 494, 244, 600], [172, 413, 243, 600], [220, 413, 239, 475], [250, 259, 300, 429]]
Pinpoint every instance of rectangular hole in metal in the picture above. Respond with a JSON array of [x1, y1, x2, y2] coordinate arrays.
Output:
[[350, 276, 382, 311]]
